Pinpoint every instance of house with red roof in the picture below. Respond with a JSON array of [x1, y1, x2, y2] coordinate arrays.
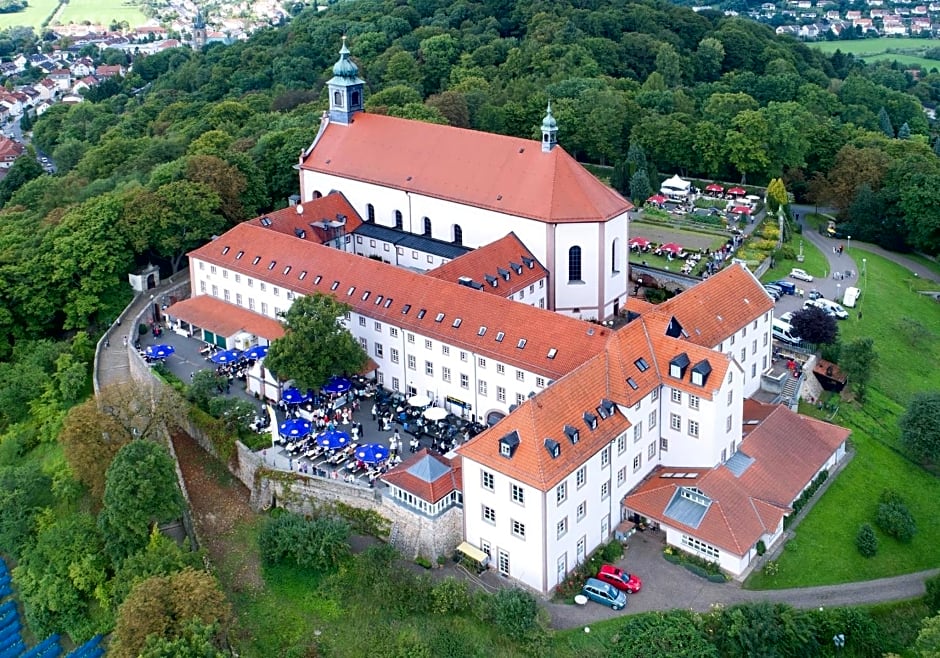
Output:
[[0, 136, 24, 168], [298, 39, 633, 322]]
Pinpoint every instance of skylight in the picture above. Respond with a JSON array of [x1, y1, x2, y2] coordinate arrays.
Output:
[[267, 260, 276, 270], [435, 312, 445, 323], [252, 256, 261, 265], [478, 326, 487, 337], [402, 304, 411, 314], [347, 286, 355, 295], [452, 318, 462, 328], [634, 358, 650, 372], [221, 246, 230, 255], [299, 271, 307, 280], [547, 348, 557, 359], [236, 250, 244, 260], [283, 266, 291, 275], [495, 332, 505, 342], [313, 275, 322, 284], [517, 339, 527, 349], [384, 298, 393, 308], [331, 281, 340, 290], [361, 291, 370, 301], [417, 309, 426, 319]]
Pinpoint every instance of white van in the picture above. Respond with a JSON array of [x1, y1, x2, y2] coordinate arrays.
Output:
[[815, 298, 849, 319], [772, 319, 801, 345], [843, 286, 861, 308]]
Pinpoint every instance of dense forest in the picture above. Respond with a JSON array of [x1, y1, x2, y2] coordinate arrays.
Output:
[[0, 0, 937, 352]]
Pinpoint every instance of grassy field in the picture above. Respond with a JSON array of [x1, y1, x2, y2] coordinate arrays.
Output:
[[813, 37, 940, 69], [0, 0, 58, 30], [760, 228, 830, 284], [56, 0, 147, 27]]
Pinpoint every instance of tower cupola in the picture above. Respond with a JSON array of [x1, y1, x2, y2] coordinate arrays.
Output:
[[541, 101, 558, 153], [327, 36, 365, 125]]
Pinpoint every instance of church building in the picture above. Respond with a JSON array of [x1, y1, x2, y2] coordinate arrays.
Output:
[[298, 39, 634, 321]]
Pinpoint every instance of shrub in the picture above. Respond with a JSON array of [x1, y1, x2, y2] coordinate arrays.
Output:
[[431, 577, 471, 616], [856, 523, 879, 558], [257, 511, 351, 571], [490, 588, 541, 642], [756, 540, 766, 556], [763, 561, 779, 577], [415, 555, 432, 569], [926, 574, 940, 614], [876, 490, 917, 543]]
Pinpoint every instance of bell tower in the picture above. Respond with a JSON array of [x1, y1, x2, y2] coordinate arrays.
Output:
[[541, 101, 558, 153], [327, 36, 365, 125]]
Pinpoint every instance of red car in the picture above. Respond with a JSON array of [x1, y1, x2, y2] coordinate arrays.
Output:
[[596, 564, 642, 593]]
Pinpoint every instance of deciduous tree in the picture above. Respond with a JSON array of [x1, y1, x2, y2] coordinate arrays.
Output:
[[790, 306, 838, 345], [265, 293, 368, 392], [899, 391, 940, 464], [98, 439, 184, 564], [840, 336, 877, 401]]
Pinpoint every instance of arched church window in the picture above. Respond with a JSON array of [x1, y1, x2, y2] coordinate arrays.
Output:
[[611, 238, 620, 273], [351, 90, 361, 106], [453, 224, 463, 245], [568, 246, 582, 282], [423, 217, 432, 237], [333, 90, 342, 106], [394, 210, 403, 229]]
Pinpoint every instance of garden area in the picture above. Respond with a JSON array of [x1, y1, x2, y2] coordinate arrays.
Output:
[[747, 249, 940, 590], [55, 0, 147, 27]]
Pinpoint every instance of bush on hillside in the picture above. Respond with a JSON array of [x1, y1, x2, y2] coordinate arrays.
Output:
[[875, 489, 917, 543], [856, 523, 878, 558]]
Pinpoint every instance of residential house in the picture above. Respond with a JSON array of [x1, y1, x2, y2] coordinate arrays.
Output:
[[0, 136, 24, 167]]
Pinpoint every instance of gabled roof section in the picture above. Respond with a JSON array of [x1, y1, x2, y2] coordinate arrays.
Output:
[[426, 233, 548, 297], [188, 223, 611, 379], [656, 263, 774, 348], [626, 402, 849, 557], [381, 449, 461, 504], [167, 295, 285, 341], [248, 191, 363, 244], [301, 113, 633, 224]]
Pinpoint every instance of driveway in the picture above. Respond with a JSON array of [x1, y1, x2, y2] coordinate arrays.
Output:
[[546, 529, 938, 629]]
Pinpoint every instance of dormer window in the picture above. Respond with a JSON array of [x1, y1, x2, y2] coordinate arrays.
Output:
[[384, 298, 393, 308], [666, 316, 684, 338], [669, 353, 690, 379], [583, 412, 598, 430], [485, 274, 498, 287], [522, 256, 535, 269], [601, 399, 615, 417], [564, 424, 579, 444], [498, 267, 510, 281], [511, 262, 523, 275], [544, 438, 561, 459], [499, 431, 520, 458], [299, 270, 307, 280], [691, 359, 713, 387]]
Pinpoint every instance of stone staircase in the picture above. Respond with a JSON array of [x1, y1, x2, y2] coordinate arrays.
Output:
[[781, 374, 802, 410]]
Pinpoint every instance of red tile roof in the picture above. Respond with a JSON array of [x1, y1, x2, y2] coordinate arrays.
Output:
[[457, 319, 732, 492], [655, 263, 774, 347], [0, 137, 24, 161], [301, 113, 633, 224], [188, 223, 612, 379], [381, 449, 462, 504], [625, 402, 848, 556], [167, 295, 285, 341], [247, 192, 363, 244], [425, 232, 547, 297]]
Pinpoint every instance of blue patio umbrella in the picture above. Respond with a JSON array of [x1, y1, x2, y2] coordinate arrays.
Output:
[[355, 443, 389, 464], [278, 418, 312, 438], [244, 344, 269, 360], [210, 348, 243, 364], [145, 344, 175, 359], [322, 376, 352, 395], [281, 387, 311, 405], [317, 429, 351, 450]]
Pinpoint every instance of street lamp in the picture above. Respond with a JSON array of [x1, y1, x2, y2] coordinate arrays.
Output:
[[847, 235, 851, 252]]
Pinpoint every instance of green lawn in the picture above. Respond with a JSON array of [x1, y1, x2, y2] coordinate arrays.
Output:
[[760, 229, 830, 283], [56, 0, 147, 27], [812, 38, 940, 69], [0, 0, 58, 30]]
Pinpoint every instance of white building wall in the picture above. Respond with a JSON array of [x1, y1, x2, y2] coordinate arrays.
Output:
[[663, 525, 750, 576], [715, 310, 772, 398]]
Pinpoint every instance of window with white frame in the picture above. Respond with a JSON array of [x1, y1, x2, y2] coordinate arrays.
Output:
[[601, 446, 610, 467], [442, 367, 451, 382], [390, 327, 398, 338], [390, 348, 399, 364], [649, 409, 657, 429], [633, 422, 643, 442], [577, 501, 586, 521], [374, 321, 382, 332], [392, 377, 400, 391], [617, 434, 626, 454], [556, 481, 567, 505], [516, 393, 525, 405], [425, 361, 434, 376], [648, 441, 656, 459], [261, 302, 268, 315], [482, 505, 496, 524], [497, 386, 506, 403], [536, 376, 545, 387], [681, 535, 720, 559], [511, 520, 526, 539], [728, 389, 733, 405], [740, 348, 746, 362], [688, 394, 699, 410], [670, 413, 681, 431], [200, 281, 206, 292], [576, 467, 586, 488], [752, 339, 757, 355], [671, 389, 682, 403], [478, 380, 487, 396], [689, 420, 699, 438], [425, 339, 432, 350], [407, 355, 416, 370], [660, 437, 669, 451], [482, 470, 494, 490], [651, 387, 659, 401], [478, 357, 486, 368], [557, 517, 568, 539], [617, 467, 626, 486], [359, 316, 366, 326], [460, 374, 469, 389], [442, 345, 449, 356], [375, 344, 383, 358], [601, 481, 610, 499], [497, 364, 505, 375], [726, 415, 732, 432], [460, 351, 467, 362], [407, 333, 415, 344], [516, 369, 525, 381], [511, 483, 524, 505], [633, 453, 642, 472], [358, 337, 367, 350], [751, 363, 757, 378], [211, 284, 218, 297]]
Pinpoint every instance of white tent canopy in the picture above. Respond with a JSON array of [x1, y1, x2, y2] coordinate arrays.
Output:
[[660, 174, 691, 197]]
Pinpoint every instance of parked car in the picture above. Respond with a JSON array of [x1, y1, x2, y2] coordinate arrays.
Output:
[[777, 311, 794, 324], [803, 299, 841, 318], [581, 577, 627, 610], [789, 268, 814, 282], [763, 286, 781, 301], [807, 289, 823, 300], [814, 298, 849, 319], [596, 565, 642, 594], [772, 319, 801, 345], [770, 280, 796, 295]]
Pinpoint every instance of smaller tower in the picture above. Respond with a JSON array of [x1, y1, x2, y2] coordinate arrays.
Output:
[[192, 10, 207, 51], [327, 36, 365, 125], [541, 101, 558, 153]]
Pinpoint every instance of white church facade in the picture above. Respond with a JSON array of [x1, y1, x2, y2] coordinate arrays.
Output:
[[297, 39, 633, 321]]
